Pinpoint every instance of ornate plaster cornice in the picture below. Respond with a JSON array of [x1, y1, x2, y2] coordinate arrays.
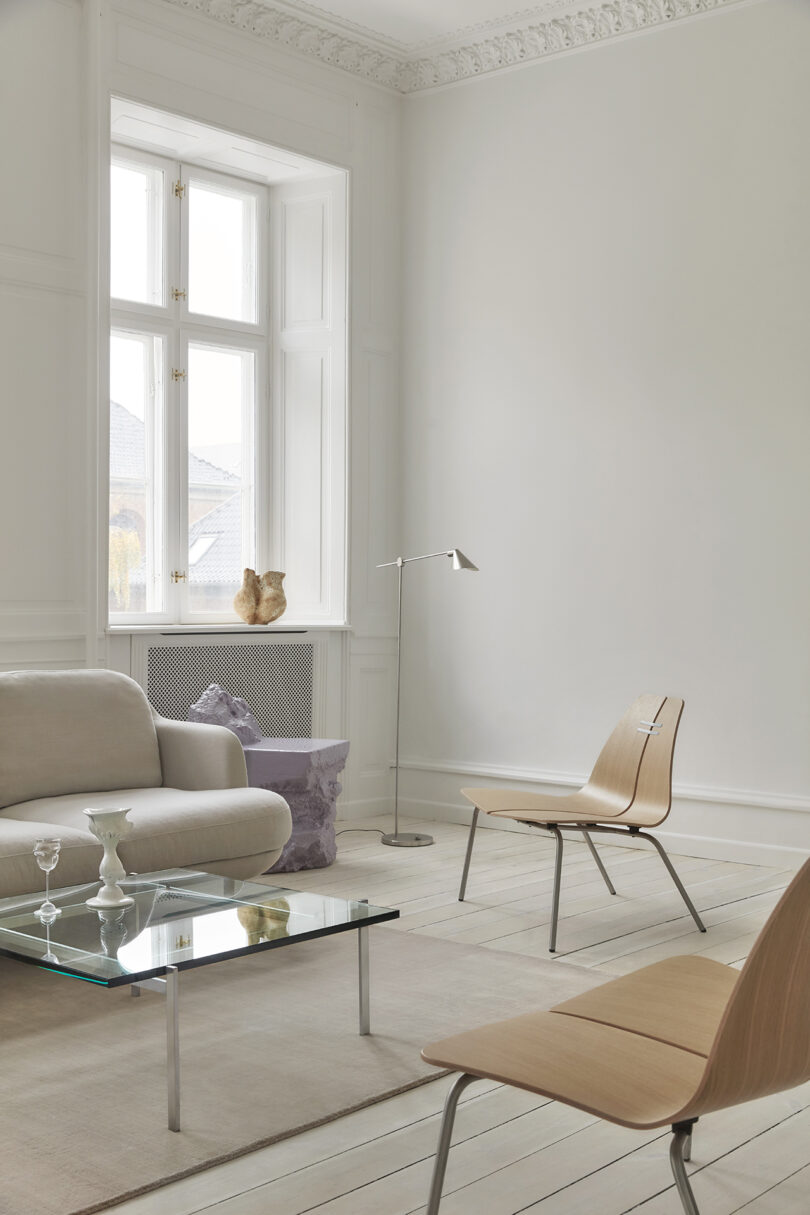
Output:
[[160, 0, 752, 93], [160, 0, 407, 88]]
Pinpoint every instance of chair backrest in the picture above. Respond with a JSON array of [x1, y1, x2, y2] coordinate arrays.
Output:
[[683, 857, 810, 1119], [581, 693, 668, 816], [614, 696, 684, 827]]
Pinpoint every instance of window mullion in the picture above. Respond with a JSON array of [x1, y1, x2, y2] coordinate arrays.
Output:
[[243, 351, 255, 574], [146, 336, 164, 614], [167, 162, 185, 622]]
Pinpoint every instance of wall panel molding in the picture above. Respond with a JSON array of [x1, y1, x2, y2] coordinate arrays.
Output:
[[0, 636, 88, 672], [112, 6, 354, 161], [342, 640, 397, 812]]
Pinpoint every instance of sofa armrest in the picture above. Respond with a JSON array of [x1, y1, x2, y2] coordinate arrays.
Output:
[[153, 716, 248, 791]]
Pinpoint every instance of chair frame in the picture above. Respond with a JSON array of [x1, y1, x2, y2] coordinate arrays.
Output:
[[458, 695, 706, 952], [425, 855, 810, 1214], [426, 1077, 700, 1215]]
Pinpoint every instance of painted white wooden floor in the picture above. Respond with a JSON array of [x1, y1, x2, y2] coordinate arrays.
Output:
[[104, 816, 807, 1215]]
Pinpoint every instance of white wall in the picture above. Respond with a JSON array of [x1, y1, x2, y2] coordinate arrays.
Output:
[[0, 0, 93, 673], [0, 0, 402, 811], [399, 0, 810, 861]]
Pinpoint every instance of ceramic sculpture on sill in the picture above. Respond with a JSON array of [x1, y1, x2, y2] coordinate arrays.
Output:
[[188, 684, 262, 745], [233, 568, 287, 625]]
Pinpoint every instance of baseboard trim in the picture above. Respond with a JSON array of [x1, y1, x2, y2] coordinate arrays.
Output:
[[397, 758, 810, 815], [338, 797, 391, 820], [400, 798, 808, 868], [337, 786, 809, 869]]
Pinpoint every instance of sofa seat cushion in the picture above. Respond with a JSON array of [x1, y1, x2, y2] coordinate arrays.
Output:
[[1, 786, 292, 897]]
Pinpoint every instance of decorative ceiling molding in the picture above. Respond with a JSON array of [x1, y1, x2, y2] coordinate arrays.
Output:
[[160, 0, 751, 93]]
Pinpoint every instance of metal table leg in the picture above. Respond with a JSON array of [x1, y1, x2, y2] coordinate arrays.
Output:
[[166, 965, 180, 1131], [136, 970, 181, 1131], [358, 899, 370, 1035]]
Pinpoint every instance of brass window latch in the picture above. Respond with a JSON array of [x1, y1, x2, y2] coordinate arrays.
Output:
[[171, 287, 186, 301], [171, 570, 187, 583], [171, 368, 186, 381], [174, 180, 185, 199]]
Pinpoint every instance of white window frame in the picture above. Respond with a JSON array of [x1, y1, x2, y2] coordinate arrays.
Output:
[[109, 147, 270, 625]]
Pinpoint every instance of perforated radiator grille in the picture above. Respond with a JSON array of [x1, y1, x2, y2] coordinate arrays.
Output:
[[146, 642, 313, 737]]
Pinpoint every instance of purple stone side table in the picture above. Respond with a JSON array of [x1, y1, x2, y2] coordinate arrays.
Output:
[[241, 738, 350, 873]]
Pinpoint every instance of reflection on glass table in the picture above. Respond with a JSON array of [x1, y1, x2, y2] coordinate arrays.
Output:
[[0, 870, 397, 987]]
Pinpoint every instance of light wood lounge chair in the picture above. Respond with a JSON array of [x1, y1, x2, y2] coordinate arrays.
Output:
[[423, 856, 810, 1214], [458, 693, 706, 951]]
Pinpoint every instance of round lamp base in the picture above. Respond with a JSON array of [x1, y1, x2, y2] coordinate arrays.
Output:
[[381, 832, 434, 848]]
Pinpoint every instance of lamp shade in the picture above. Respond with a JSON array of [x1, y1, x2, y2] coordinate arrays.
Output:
[[450, 549, 478, 571]]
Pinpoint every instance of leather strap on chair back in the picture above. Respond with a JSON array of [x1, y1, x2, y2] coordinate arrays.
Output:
[[682, 856, 810, 1119], [583, 693, 667, 816]]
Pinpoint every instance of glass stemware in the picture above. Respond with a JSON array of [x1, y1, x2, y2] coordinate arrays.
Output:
[[33, 837, 62, 922], [41, 916, 59, 965]]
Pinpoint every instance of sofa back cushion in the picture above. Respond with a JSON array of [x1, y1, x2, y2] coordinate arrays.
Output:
[[0, 669, 162, 809]]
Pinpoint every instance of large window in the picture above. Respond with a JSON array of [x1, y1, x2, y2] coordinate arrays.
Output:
[[109, 150, 266, 622], [108, 104, 348, 627]]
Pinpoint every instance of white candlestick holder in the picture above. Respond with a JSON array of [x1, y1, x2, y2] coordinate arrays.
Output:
[[84, 807, 135, 909]]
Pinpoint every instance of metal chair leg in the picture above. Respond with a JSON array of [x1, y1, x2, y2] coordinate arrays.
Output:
[[580, 827, 616, 895], [548, 826, 564, 952], [643, 832, 707, 933], [458, 807, 479, 901], [684, 1120, 695, 1162], [426, 1074, 479, 1214], [670, 1121, 700, 1215]]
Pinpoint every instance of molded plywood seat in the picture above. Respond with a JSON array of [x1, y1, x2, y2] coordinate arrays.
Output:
[[423, 857, 810, 1214], [458, 694, 706, 951]]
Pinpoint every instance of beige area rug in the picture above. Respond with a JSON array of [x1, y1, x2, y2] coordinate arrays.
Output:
[[0, 927, 602, 1215]]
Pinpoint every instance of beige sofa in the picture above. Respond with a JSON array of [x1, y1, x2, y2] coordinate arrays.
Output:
[[0, 669, 292, 898]]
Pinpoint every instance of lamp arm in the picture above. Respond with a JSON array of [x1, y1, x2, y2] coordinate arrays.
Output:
[[377, 550, 452, 569]]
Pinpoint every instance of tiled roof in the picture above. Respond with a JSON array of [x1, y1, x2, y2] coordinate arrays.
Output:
[[188, 492, 244, 586], [110, 401, 237, 485]]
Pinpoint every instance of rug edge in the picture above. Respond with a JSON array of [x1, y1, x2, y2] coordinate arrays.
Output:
[[68, 1069, 451, 1215]]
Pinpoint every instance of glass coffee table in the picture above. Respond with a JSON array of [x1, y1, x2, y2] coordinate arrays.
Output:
[[0, 869, 398, 1130]]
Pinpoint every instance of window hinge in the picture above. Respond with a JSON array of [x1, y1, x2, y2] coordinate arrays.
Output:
[[171, 368, 186, 381], [171, 570, 187, 583], [171, 287, 187, 301], [174, 180, 185, 199]]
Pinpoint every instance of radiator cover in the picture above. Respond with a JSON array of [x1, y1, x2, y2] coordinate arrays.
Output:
[[143, 639, 314, 738]]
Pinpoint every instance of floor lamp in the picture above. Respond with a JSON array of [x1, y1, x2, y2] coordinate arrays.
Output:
[[377, 548, 478, 848]]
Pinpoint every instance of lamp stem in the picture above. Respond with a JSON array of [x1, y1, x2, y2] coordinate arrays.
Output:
[[382, 557, 433, 846], [393, 557, 403, 838]]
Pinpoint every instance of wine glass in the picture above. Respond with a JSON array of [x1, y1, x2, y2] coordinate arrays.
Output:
[[33, 837, 62, 922], [41, 917, 59, 965]]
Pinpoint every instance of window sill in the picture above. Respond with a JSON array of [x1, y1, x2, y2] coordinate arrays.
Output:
[[107, 622, 352, 635]]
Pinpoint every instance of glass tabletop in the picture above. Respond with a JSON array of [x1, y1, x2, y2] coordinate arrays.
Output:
[[0, 870, 398, 987]]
